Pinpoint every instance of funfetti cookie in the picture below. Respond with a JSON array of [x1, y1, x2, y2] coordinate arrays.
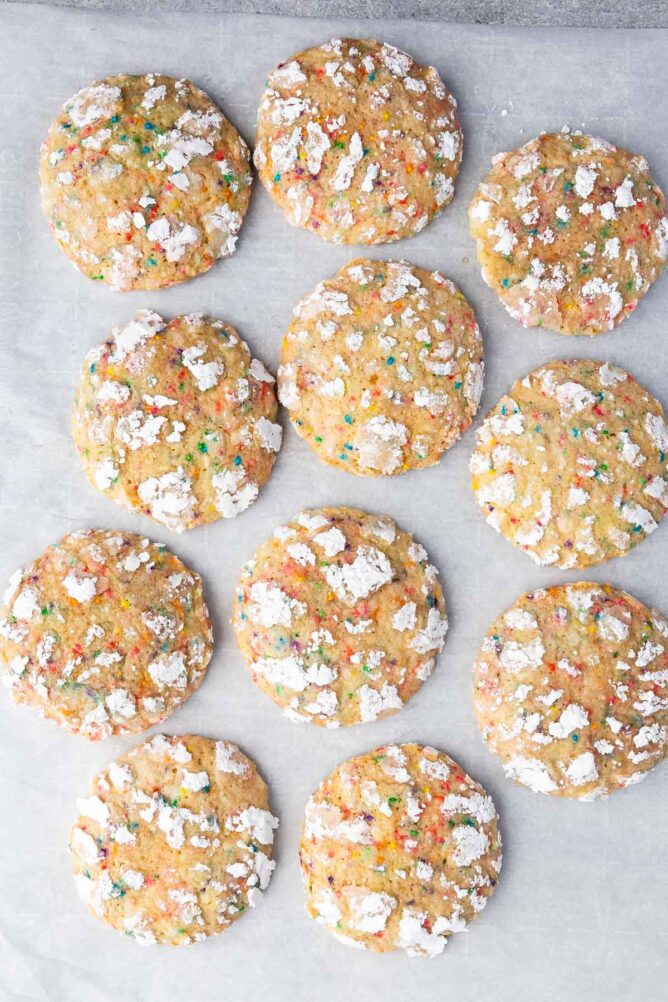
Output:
[[40, 74, 251, 290], [300, 744, 502, 955], [0, 531, 213, 738], [470, 359, 668, 568], [278, 259, 484, 475], [233, 507, 448, 727], [469, 131, 667, 334], [255, 38, 462, 244], [73, 311, 281, 532], [70, 734, 278, 944], [473, 583, 668, 800]]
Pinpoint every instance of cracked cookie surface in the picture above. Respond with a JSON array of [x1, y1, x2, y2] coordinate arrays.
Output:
[[469, 131, 667, 335], [40, 74, 251, 290], [278, 259, 483, 475], [0, 530, 212, 738], [255, 38, 462, 244], [73, 311, 281, 532], [473, 583, 668, 799], [300, 744, 501, 955], [233, 507, 447, 727], [470, 359, 668, 568], [70, 734, 278, 944]]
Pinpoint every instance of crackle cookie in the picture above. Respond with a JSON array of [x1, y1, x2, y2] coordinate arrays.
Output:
[[254, 38, 462, 244], [470, 359, 668, 568], [70, 734, 279, 945], [232, 507, 448, 727], [469, 130, 668, 335], [299, 743, 501, 955], [278, 259, 483, 475], [40, 74, 251, 290], [474, 583, 668, 800], [73, 311, 281, 532], [0, 531, 212, 739]]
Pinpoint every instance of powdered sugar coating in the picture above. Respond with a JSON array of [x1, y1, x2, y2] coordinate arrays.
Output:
[[255, 38, 462, 244], [73, 312, 281, 532], [40, 74, 251, 290], [0, 531, 212, 738], [233, 507, 447, 727], [474, 582, 668, 799], [471, 359, 668, 568], [278, 259, 483, 475], [469, 131, 667, 335], [70, 735, 278, 944], [300, 744, 501, 953]]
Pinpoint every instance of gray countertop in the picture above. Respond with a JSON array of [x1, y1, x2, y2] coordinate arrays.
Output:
[[5, 0, 668, 29]]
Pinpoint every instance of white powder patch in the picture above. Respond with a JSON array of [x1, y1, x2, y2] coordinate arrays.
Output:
[[147, 652, 188, 690], [358, 683, 403, 722], [325, 546, 392, 604], [504, 756, 557, 793], [344, 888, 396, 933], [212, 468, 258, 519], [451, 825, 489, 867], [332, 132, 363, 191], [548, 703, 589, 739], [62, 574, 97, 604], [181, 344, 224, 390], [138, 468, 195, 532], [313, 527, 346, 557], [392, 602, 417, 632], [181, 770, 209, 792], [246, 582, 306, 627], [564, 752, 598, 787]]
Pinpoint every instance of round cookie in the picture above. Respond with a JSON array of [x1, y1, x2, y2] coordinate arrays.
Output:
[[0, 531, 212, 739], [470, 359, 668, 568], [469, 130, 668, 335], [300, 743, 502, 955], [70, 734, 279, 945], [40, 74, 251, 290], [254, 38, 462, 244], [278, 259, 484, 475], [473, 583, 668, 800], [232, 507, 448, 727], [73, 310, 282, 532]]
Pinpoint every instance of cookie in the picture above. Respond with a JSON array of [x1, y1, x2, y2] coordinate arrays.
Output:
[[254, 38, 462, 244], [232, 507, 448, 727], [469, 130, 667, 335], [40, 74, 251, 290], [73, 310, 282, 532], [470, 359, 668, 568], [0, 531, 212, 739], [278, 259, 483, 475], [300, 743, 501, 955], [473, 582, 668, 800], [70, 734, 279, 945]]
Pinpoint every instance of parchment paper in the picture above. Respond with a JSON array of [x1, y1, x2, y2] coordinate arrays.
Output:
[[0, 7, 667, 1002]]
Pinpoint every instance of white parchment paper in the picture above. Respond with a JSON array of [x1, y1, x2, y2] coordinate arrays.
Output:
[[0, 6, 667, 1001]]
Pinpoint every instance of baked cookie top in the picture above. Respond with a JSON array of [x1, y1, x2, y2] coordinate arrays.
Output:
[[232, 507, 448, 727], [300, 743, 502, 955], [254, 38, 462, 244], [70, 734, 278, 945], [470, 359, 668, 568], [469, 131, 667, 335], [278, 259, 483, 475], [473, 582, 668, 800], [0, 531, 212, 739], [73, 311, 281, 532], [40, 74, 251, 290]]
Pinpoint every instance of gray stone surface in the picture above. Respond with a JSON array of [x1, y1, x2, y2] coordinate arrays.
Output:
[[6, 0, 668, 29]]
